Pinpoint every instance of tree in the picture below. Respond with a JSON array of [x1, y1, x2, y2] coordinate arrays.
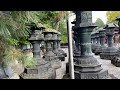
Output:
[[0, 11, 68, 46], [59, 20, 68, 44], [106, 11, 120, 23], [95, 18, 105, 27]]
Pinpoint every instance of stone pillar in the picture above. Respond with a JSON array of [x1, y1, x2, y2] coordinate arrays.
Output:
[[43, 31, 61, 70], [20, 23, 56, 79], [52, 31, 65, 61], [94, 31, 101, 55], [92, 32, 98, 53], [72, 20, 77, 54], [74, 11, 108, 79], [113, 28, 119, 48], [100, 22, 118, 60], [95, 28, 106, 55], [72, 20, 81, 60], [91, 32, 97, 53], [91, 35, 93, 44], [57, 33, 67, 59]]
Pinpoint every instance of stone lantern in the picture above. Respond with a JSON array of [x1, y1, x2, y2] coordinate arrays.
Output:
[[111, 16, 120, 66], [91, 31, 97, 53], [52, 30, 65, 62], [91, 34, 94, 44], [94, 30, 101, 55], [72, 20, 81, 57], [91, 30, 99, 53], [100, 22, 118, 60], [94, 28, 106, 55], [43, 30, 61, 71], [20, 23, 56, 79], [57, 32, 67, 60], [74, 11, 108, 79]]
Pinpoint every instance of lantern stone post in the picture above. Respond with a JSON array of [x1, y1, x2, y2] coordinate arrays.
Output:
[[94, 28, 106, 55], [91, 32, 97, 53], [57, 33, 67, 60], [100, 22, 118, 60], [43, 30, 61, 71], [52, 31, 65, 61], [20, 23, 56, 79], [74, 11, 108, 79]]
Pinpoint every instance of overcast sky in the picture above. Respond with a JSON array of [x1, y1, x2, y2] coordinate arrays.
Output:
[[92, 11, 107, 24]]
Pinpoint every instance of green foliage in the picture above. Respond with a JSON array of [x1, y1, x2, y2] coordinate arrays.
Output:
[[59, 20, 68, 44], [0, 11, 68, 67], [20, 54, 37, 68], [3, 47, 36, 68], [106, 11, 120, 23], [0, 11, 68, 46], [95, 18, 105, 27]]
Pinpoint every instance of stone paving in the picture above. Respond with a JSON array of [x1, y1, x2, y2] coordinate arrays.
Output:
[[94, 54, 120, 79], [60, 48, 120, 79], [56, 47, 69, 79]]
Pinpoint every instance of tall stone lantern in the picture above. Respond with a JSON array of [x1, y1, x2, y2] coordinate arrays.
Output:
[[20, 23, 56, 79], [94, 28, 106, 55], [91, 31, 97, 53], [100, 22, 118, 60], [57, 32, 67, 60], [43, 30, 61, 70], [72, 20, 81, 59], [52, 30, 65, 61], [74, 11, 108, 79], [94, 30, 101, 55], [72, 20, 81, 56]]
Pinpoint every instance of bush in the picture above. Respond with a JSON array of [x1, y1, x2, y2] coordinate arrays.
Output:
[[3, 47, 36, 68]]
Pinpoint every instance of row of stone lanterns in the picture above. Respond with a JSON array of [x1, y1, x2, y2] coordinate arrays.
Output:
[[20, 23, 67, 79], [91, 22, 119, 61], [111, 17, 120, 67], [91, 16, 120, 68]]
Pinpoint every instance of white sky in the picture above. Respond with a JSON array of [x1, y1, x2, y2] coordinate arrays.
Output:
[[92, 11, 107, 24]]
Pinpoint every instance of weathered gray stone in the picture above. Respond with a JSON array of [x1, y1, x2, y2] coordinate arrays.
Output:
[[20, 23, 56, 79], [94, 28, 107, 55], [0, 63, 8, 79], [73, 11, 108, 79], [100, 22, 118, 60], [43, 31, 62, 70]]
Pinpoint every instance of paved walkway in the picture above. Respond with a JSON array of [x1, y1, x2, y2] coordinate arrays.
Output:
[[56, 47, 69, 79], [59, 48, 120, 79], [94, 55, 120, 79]]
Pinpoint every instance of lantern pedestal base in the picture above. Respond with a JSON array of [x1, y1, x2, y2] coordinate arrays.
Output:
[[100, 47, 117, 60], [95, 46, 107, 55], [74, 56, 109, 79], [75, 69, 108, 79], [92, 44, 99, 53], [20, 60, 56, 79], [53, 50, 66, 61]]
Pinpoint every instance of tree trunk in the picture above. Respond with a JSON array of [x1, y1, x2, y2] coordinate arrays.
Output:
[[55, 21, 60, 31]]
